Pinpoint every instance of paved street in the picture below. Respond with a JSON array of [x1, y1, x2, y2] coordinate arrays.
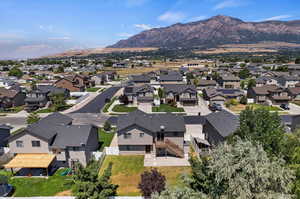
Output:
[[0, 117, 26, 131], [71, 86, 121, 113], [287, 103, 300, 115]]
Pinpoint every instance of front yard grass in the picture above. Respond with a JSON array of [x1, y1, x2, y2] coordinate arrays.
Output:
[[228, 103, 282, 113], [0, 169, 72, 197], [99, 155, 191, 196], [0, 106, 24, 113], [86, 87, 101, 92], [102, 97, 117, 113], [98, 128, 115, 151], [112, 104, 137, 112], [152, 104, 184, 112]]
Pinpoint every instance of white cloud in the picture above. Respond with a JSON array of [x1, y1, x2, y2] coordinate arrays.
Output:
[[117, 33, 134, 38], [158, 11, 186, 23], [188, 16, 208, 22], [48, 36, 71, 41], [134, 24, 153, 30], [39, 25, 54, 32], [263, 15, 292, 21], [213, 0, 242, 10]]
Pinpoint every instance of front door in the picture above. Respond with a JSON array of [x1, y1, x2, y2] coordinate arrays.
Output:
[[145, 145, 151, 153]]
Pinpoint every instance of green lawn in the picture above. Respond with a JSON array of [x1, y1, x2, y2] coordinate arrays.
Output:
[[152, 104, 185, 112], [0, 169, 72, 197], [34, 105, 73, 114], [248, 104, 282, 111], [99, 155, 191, 196], [86, 87, 101, 92], [112, 104, 137, 112], [0, 106, 24, 113], [102, 97, 117, 113], [98, 128, 115, 151]]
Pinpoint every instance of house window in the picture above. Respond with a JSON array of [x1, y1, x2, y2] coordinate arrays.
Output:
[[32, 140, 41, 147], [16, 140, 24, 148], [124, 133, 132, 139], [140, 133, 144, 138]]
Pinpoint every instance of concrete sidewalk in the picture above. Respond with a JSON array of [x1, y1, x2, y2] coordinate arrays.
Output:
[[144, 154, 190, 167]]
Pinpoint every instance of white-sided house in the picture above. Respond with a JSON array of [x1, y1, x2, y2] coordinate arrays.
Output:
[[7, 112, 99, 169]]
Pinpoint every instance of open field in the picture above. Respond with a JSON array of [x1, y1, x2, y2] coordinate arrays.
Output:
[[99, 155, 191, 196], [194, 42, 300, 54], [45, 47, 158, 58]]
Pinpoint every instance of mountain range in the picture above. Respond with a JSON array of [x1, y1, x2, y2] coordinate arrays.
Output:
[[109, 15, 300, 49]]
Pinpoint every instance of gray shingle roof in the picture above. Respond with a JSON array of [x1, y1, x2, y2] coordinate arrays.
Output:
[[205, 110, 239, 138], [117, 110, 185, 133], [51, 125, 94, 148], [160, 72, 183, 81], [163, 84, 197, 94]]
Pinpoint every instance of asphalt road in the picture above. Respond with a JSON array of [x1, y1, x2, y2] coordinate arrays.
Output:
[[71, 86, 121, 113]]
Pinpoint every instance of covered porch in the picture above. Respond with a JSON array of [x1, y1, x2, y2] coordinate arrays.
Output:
[[4, 154, 57, 178]]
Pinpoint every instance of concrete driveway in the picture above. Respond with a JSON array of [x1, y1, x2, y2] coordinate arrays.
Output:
[[138, 103, 152, 113], [183, 97, 211, 116], [287, 103, 300, 115]]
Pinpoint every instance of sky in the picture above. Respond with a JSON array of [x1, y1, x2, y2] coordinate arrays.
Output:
[[0, 0, 300, 59]]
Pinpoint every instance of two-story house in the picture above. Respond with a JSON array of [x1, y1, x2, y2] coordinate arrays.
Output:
[[117, 110, 186, 158], [92, 72, 118, 85], [217, 75, 240, 89], [0, 88, 25, 109], [163, 84, 198, 106], [159, 71, 183, 84], [124, 84, 154, 104], [248, 85, 289, 105], [203, 88, 244, 105], [6, 113, 99, 172], [25, 85, 69, 111], [277, 76, 300, 88], [55, 74, 93, 92]]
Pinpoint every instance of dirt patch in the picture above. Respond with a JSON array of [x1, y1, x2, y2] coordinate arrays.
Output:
[[55, 190, 72, 196]]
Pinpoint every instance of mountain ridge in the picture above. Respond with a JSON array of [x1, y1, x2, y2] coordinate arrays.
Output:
[[109, 15, 300, 49]]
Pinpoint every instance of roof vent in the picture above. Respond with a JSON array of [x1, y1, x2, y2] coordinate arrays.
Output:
[[160, 125, 165, 131]]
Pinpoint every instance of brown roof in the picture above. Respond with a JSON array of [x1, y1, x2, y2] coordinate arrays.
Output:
[[251, 85, 281, 95], [0, 87, 18, 98], [288, 87, 300, 95]]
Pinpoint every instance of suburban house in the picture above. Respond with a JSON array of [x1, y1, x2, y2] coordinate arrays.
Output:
[[217, 75, 240, 89], [25, 85, 69, 111], [130, 74, 151, 85], [163, 84, 198, 106], [0, 124, 12, 148], [203, 88, 244, 105], [6, 113, 99, 172], [0, 88, 25, 109], [248, 85, 290, 105], [196, 79, 217, 89], [92, 72, 118, 85], [117, 110, 186, 158], [287, 87, 300, 101], [159, 71, 183, 84], [202, 110, 239, 146], [124, 84, 154, 104], [255, 76, 278, 87], [277, 76, 300, 88], [55, 75, 93, 92]]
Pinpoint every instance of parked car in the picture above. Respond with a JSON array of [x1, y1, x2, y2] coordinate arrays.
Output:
[[280, 104, 290, 110], [209, 103, 223, 112]]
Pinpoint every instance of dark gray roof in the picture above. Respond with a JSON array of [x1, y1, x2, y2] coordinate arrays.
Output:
[[131, 75, 151, 82], [184, 116, 206, 125], [25, 96, 47, 102], [51, 125, 94, 148], [163, 84, 197, 94], [160, 72, 183, 81], [205, 110, 239, 138], [36, 85, 68, 95], [117, 110, 185, 133], [26, 112, 73, 141], [0, 124, 13, 130]]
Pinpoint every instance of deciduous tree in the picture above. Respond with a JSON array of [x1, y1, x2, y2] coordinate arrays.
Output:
[[138, 168, 166, 197]]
